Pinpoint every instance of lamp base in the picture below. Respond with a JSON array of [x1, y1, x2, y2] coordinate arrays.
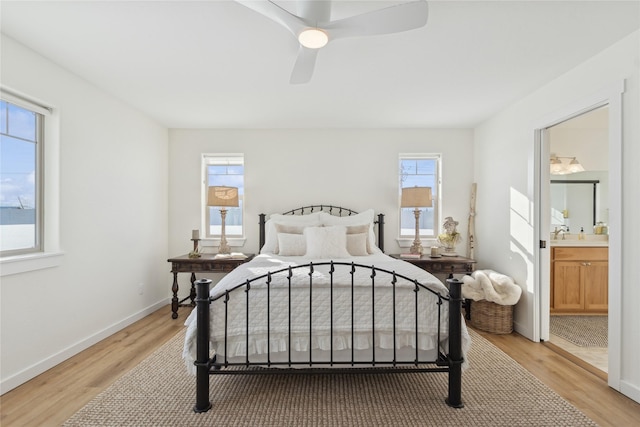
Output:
[[218, 236, 231, 254], [409, 240, 423, 255], [218, 208, 231, 254], [410, 208, 423, 255]]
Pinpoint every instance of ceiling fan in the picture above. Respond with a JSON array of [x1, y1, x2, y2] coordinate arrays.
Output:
[[235, 0, 429, 84]]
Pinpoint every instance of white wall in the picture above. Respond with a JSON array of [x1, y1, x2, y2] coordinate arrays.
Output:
[[168, 129, 474, 258], [0, 35, 170, 393], [473, 31, 639, 401], [550, 127, 609, 171]]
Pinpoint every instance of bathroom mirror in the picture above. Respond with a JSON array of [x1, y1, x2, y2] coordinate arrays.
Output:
[[550, 180, 599, 233]]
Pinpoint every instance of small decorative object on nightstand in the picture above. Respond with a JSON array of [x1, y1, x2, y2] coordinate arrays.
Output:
[[208, 186, 239, 254], [189, 229, 201, 258], [437, 216, 462, 257], [401, 186, 433, 255]]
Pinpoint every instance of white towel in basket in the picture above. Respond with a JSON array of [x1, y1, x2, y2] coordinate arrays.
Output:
[[461, 269, 522, 306]]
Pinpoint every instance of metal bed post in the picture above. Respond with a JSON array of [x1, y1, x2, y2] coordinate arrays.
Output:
[[376, 213, 385, 253], [445, 277, 464, 408], [194, 278, 213, 413], [259, 213, 266, 251]]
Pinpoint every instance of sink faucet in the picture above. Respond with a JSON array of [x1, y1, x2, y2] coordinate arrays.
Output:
[[553, 225, 569, 240]]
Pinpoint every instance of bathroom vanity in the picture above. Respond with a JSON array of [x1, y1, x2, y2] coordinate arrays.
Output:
[[550, 242, 608, 313]]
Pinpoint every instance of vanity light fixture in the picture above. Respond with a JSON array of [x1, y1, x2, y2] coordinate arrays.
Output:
[[550, 156, 585, 175]]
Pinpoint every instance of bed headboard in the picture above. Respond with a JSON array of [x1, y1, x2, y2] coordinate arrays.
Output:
[[259, 205, 385, 253]]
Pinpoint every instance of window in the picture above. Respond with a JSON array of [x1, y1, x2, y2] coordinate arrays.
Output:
[[203, 154, 244, 238], [1, 98, 44, 256], [399, 155, 440, 238]]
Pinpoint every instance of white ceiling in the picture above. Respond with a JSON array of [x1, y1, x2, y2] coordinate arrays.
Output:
[[1, 1, 638, 129]]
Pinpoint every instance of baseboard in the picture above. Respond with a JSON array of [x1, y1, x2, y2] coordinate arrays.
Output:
[[512, 319, 533, 341], [620, 379, 640, 404], [0, 298, 170, 395]]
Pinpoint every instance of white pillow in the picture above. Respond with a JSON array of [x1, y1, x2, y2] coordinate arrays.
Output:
[[304, 226, 350, 259], [277, 233, 307, 256], [261, 212, 322, 254], [318, 209, 379, 253], [346, 233, 369, 256]]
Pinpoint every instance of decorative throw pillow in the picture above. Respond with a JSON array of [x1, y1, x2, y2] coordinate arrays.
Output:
[[304, 226, 350, 259], [277, 233, 307, 256], [274, 223, 307, 234], [260, 212, 322, 254], [346, 233, 369, 256], [319, 209, 379, 253]]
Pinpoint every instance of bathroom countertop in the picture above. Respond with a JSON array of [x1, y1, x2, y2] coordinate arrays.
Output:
[[550, 236, 609, 247]]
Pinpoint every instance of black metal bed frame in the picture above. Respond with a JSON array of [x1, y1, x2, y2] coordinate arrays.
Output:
[[192, 206, 464, 412]]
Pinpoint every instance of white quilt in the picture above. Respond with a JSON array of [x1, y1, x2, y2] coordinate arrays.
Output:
[[183, 253, 471, 373]]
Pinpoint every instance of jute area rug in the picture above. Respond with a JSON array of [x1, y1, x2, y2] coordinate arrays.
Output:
[[550, 315, 608, 347], [64, 329, 597, 426]]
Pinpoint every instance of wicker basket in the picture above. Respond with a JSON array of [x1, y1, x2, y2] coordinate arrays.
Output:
[[469, 299, 513, 334]]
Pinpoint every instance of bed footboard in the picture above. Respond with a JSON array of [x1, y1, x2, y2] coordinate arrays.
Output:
[[192, 271, 464, 413]]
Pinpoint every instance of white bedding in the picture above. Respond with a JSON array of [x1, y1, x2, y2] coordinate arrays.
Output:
[[182, 253, 471, 373]]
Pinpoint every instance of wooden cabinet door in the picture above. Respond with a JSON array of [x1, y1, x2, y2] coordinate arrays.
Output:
[[553, 261, 584, 311], [584, 261, 608, 312]]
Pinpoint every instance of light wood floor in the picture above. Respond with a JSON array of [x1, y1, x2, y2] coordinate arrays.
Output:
[[549, 332, 608, 373], [2, 305, 640, 427]]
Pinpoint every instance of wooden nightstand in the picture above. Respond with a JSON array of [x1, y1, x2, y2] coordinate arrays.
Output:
[[389, 254, 476, 278], [167, 253, 254, 319]]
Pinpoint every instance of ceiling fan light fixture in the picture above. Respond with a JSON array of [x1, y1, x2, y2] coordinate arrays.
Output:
[[298, 28, 328, 49]]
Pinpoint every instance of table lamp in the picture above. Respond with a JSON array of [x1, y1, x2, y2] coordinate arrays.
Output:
[[208, 186, 239, 254], [401, 186, 433, 254]]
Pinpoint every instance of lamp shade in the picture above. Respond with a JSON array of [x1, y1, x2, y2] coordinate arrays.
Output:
[[207, 186, 239, 207], [401, 186, 433, 208]]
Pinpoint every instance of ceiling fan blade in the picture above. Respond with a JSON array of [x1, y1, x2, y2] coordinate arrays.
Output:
[[290, 46, 319, 84], [235, 1, 308, 37], [324, 0, 428, 39]]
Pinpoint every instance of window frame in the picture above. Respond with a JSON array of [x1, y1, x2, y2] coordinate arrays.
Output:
[[201, 154, 246, 243], [0, 95, 45, 257], [0, 88, 62, 276], [398, 154, 442, 241]]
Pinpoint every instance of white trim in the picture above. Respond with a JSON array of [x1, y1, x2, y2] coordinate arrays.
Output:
[[532, 129, 545, 342], [398, 154, 442, 239], [199, 237, 247, 248], [620, 380, 640, 404], [0, 88, 61, 261], [0, 298, 170, 394], [396, 237, 439, 248], [201, 153, 245, 242], [0, 87, 52, 115], [0, 251, 64, 276], [531, 80, 624, 391], [606, 83, 623, 391]]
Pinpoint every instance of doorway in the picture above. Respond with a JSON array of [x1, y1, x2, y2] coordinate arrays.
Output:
[[545, 106, 609, 375], [534, 81, 623, 391]]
